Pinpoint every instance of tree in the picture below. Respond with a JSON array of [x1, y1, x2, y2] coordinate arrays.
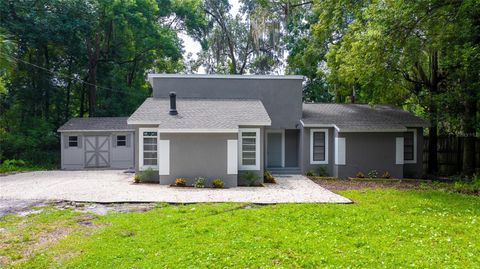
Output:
[[0, 0, 206, 166], [304, 0, 479, 175], [199, 0, 285, 74]]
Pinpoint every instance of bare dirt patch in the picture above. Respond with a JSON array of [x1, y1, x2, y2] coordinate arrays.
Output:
[[310, 177, 426, 191], [0, 212, 110, 267]]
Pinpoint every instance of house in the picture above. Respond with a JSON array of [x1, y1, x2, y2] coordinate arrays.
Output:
[[58, 74, 428, 186]]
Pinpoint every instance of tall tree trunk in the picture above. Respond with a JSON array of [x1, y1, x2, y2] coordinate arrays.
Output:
[[424, 51, 442, 175], [85, 34, 100, 117], [80, 85, 85, 118], [462, 90, 477, 176], [427, 94, 438, 174], [64, 58, 73, 121], [43, 46, 50, 119]]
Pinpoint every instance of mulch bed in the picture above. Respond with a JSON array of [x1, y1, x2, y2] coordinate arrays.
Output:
[[309, 177, 428, 191]]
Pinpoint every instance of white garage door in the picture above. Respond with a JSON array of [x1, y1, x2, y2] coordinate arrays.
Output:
[[85, 136, 110, 168]]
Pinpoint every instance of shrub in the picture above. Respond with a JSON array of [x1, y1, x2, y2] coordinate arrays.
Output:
[[381, 171, 391, 179], [211, 178, 224, 188], [0, 159, 43, 173], [263, 170, 276, 183], [193, 177, 205, 188], [317, 166, 329, 177], [133, 174, 140, 184], [367, 170, 378, 179], [356, 171, 365, 178], [242, 171, 260, 186], [305, 170, 315, 177], [452, 174, 480, 194], [175, 178, 187, 187], [138, 168, 157, 182]]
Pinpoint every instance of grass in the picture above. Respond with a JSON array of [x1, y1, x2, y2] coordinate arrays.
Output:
[[1, 189, 480, 268]]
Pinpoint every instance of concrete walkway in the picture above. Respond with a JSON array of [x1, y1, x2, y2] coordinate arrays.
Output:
[[0, 170, 351, 204]]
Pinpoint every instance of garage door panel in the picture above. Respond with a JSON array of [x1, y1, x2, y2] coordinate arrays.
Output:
[[85, 138, 96, 151], [85, 152, 96, 166], [85, 136, 110, 168], [98, 137, 109, 151]]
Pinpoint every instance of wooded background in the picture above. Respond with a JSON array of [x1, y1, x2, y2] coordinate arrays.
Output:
[[0, 0, 478, 176]]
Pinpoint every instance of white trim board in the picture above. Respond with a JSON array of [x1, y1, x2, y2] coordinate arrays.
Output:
[[335, 137, 346, 165], [158, 128, 239, 133], [148, 74, 304, 80], [396, 137, 405, 165], [310, 129, 329, 165], [339, 128, 407, 133], [300, 120, 339, 131], [59, 129, 134, 133], [227, 140, 238, 174], [265, 129, 285, 168], [158, 140, 170, 175]]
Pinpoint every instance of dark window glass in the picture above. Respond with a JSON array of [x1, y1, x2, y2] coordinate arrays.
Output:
[[404, 131, 414, 161], [68, 136, 78, 147], [117, 135, 126, 146], [313, 132, 326, 161]]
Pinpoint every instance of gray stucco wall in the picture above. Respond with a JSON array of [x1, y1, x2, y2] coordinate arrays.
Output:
[[61, 132, 134, 170], [301, 127, 335, 176], [150, 76, 303, 129], [133, 125, 265, 186], [403, 127, 424, 178], [335, 132, 403, 179], [159, 133, 238, 188], [110, 132, 135, 169], [61, 132, 84, 169], [284, 129, 300, 167]]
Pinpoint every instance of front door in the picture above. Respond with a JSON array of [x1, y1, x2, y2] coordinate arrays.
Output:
[[85, 136, 110, 168], [267, 132, 283, 167]]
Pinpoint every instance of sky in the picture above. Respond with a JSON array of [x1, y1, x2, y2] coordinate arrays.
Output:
[[179, 0, 240, 74]]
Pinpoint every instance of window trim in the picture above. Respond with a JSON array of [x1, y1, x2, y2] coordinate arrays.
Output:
[[310, 129, 329, 165], [68, 136, 78, 147], [139, 128, 158, 170], [116, 135, 127, 147], [238, 128, 260, 170], [404, 128, 417, 164]]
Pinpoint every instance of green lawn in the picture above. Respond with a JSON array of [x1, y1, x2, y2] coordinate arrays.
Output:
[[1, 189, 480, 268]]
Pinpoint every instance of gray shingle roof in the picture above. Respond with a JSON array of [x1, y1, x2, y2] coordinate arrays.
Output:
[[302, 103, 429, 132], [58, 117, 133, 132], [127, 98, 271, 130]]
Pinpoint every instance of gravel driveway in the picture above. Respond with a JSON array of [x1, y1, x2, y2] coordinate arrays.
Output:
[[0, 170, 351, 204]]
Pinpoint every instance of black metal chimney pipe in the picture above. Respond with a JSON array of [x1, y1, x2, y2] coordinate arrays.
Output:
[[169, 92, 178, 115]]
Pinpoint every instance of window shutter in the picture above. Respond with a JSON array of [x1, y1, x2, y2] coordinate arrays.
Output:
[[112, 135, 117, 148], [395, 137, 404, 164], [78, 135, 83, 149], [64, 136, 69, 149], [126, 134, 131, 148]]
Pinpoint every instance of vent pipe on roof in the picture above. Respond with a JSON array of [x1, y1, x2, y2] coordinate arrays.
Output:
[[169, 92, 178, 115]]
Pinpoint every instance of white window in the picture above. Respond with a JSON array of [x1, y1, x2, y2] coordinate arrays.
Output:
[[239, 128, 260, 170], [310, 129, 328, 164], [404, 129, 417, 163], [140, 129, 158, 170], [116, 135, 126, 147], [68, 136, 78, 147]]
